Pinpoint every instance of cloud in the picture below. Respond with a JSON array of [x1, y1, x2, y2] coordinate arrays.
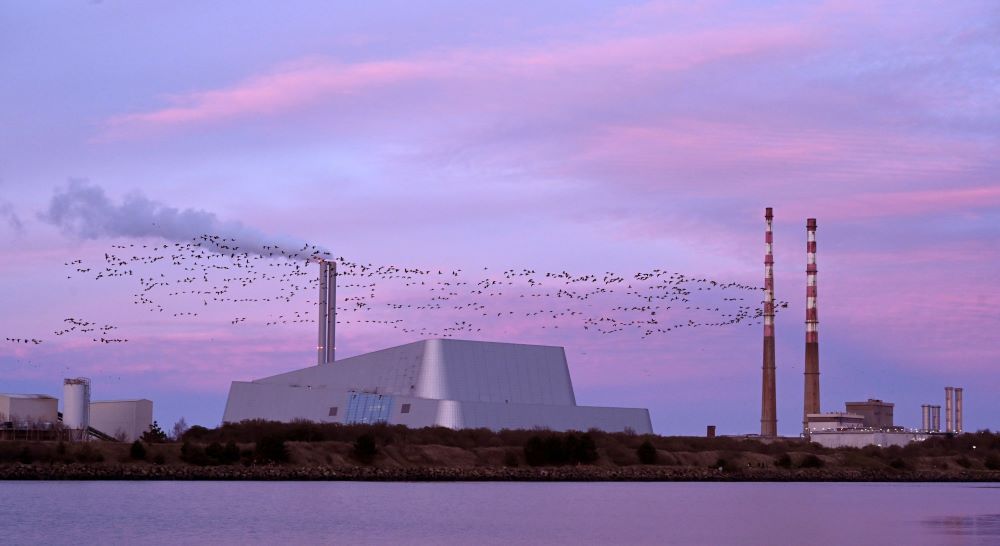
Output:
[[38, 179, 325, 258], [97, 18, 815, 138], [0, 201, 24, 234]]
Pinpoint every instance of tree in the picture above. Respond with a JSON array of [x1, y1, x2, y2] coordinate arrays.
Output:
[[352, 433, 378, 464], [141, 421, 168, 443], [171, 417, 189, 441], [637, 441, 658, 465], [255, 435, 289, 464], [129, 440, 147, 460]]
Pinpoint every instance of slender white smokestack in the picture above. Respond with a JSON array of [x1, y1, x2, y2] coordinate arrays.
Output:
[[955, 387, 963, 433], [945, 386, 954, 433], [317, 260, 336, 365]]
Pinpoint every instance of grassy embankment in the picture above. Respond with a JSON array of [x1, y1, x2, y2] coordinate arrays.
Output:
[[1, 421, 998, 480]]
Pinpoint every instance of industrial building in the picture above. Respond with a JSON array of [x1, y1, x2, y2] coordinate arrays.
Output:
[[1, 379, 153, 442], [0, 393, 58, 425], [805, 412, 865, 433], [845, 399, 894, 429], [224, 338, 652, 433], [810, 430, 931, 449], [90, 400, 154, 441], [223, 261, 652, 433]]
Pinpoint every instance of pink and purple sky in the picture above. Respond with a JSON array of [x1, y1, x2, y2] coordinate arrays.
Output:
[[1, 1, 998, 435]]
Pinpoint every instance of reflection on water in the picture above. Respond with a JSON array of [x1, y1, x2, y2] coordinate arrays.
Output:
[[1, 481, 998, 545], [924, 514, 1000, 537]]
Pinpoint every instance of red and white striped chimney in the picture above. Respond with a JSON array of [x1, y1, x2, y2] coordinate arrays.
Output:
[[761, 207, 778, 438], [803, 218, 820, 433]]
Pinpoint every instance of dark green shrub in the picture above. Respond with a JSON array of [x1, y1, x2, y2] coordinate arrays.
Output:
[[352, 434, 378, 464], [129, 440, 147, 460], [524, 436, 546, 466], [152, 453, 166, 465], [503, 450, 519, 467], [956, 456, 972, 469], [775, 453, 792, 468], [182, 425, 211, 441], [141, 421, 169, 443], [181, 441, 210, 465], [799, 454, 824, 469], [17, 447, 33, 464], [637, 441, 658, 464], [889, 458, 907, 470], [205, 442, 224, 461], [255, 435, 289, 464], [985, 453, 1000, 471], [221, 441, 240, 464], [74, 444, 104, 463], [575, 434, 598, 464], [543, 436, 567, 465]]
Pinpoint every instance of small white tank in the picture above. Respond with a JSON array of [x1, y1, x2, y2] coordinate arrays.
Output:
[[63, 378, 91, 435]]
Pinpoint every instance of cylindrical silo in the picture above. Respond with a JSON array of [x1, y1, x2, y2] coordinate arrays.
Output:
[[63, 378, 91, 440]]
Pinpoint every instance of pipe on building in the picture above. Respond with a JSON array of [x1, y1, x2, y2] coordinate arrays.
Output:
[[760, 207, 777, 438]]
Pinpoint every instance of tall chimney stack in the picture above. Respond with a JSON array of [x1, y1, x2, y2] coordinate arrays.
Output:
[[803, 218, 820, 433], [317, 260, 337, 365], [931, 405, 941, 432], [921, 404, 930, 432], [761, 207, 778, 438], [955, 387, 963, 433], [945, 386, 954, 433]]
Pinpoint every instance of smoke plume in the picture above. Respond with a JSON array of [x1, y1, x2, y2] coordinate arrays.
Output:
[[0, 201, 24, 234], [40, 180, 325, 258]]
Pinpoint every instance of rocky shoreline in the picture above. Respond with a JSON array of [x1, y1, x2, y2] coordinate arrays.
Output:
[[1, 463, 998, 482]]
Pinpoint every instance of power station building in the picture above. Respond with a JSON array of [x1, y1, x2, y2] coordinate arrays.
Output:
[[223, 338, 652, 433], [223, 261, 652, 433]]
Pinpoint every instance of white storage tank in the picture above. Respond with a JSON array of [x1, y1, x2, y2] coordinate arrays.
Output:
[[63, 378, 91, 437]]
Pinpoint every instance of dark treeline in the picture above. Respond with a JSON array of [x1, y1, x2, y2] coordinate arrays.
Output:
[[2, 421, 999, 473]]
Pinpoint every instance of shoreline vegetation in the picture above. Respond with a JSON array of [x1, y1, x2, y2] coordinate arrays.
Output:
[[1, 421, 998, 482]]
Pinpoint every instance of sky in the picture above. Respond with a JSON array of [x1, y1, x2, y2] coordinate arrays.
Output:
[[1, 1, 998, 436]]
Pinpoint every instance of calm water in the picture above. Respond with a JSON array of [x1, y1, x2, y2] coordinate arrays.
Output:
[[2, 481, 998, 545]]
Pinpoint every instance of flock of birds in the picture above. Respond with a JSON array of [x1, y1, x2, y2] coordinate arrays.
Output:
[[4, 233, 789, 347]]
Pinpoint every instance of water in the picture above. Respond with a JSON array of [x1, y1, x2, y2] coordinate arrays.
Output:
[[2, 481, 998, 545]]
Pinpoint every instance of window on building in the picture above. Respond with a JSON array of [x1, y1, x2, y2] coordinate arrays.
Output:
[[328, 407, 338, 417], [345, 392, 394, 424], [400, 403, 411, 414]]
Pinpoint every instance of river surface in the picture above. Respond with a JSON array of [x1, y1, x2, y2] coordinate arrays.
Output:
[[2, 481, 998, 545]]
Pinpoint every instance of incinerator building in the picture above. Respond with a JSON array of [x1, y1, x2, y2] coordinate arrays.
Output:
[[222, 261, 652, 433]]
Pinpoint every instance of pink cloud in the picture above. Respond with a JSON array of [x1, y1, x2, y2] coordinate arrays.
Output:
[[102, 58, 437, 137], [99, 21, 816, 139]]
